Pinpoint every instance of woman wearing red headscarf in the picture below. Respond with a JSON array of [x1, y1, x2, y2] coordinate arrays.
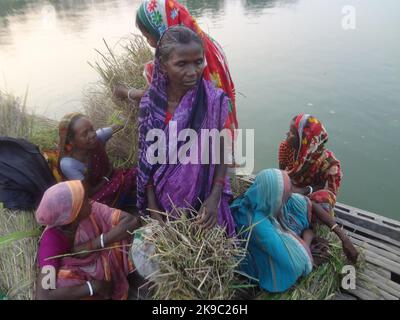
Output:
[[113, 0, 238, 133], [278, 114, 343, 216]]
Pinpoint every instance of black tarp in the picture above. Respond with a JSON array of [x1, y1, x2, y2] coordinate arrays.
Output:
[[0, 136, 56, 210]]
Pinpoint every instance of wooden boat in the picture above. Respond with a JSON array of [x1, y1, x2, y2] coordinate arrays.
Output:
[[237, 175, 400, 300]]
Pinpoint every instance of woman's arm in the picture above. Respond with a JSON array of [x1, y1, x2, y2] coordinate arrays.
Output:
[[312, 202, 358, 264], [82, 161, 114, 198], [198, 135, 228, 230], [73, 211, 140, 255], [113, 85, 145, 102], [35, 274, 111, 300], [302, 228, 315, 247], [146, 181, 164, 223]]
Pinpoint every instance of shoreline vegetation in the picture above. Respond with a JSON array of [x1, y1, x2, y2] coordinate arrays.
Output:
[[0, 35, 357, 300]]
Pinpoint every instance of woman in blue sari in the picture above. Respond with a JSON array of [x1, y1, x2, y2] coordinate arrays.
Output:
[[230, 169, 358, 293]]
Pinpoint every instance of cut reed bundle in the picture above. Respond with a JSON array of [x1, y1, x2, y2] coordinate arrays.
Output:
[[85, 35, 153, 167], [133, 210, 248, 300]]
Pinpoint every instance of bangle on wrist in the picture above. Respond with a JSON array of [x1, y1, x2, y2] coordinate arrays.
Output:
[[331, 223, 339, 232], [102, 176, 110, 182], [127, 88, 136, 102], [213, 178, 225, 186], [100, 233, 105, 249], [306, 186, 313, 195], [86, 281, 94, 296]]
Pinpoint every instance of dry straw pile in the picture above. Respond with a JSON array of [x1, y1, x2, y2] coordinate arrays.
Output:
[[85, 36, 153, 167], [134, 211, 249, 300]]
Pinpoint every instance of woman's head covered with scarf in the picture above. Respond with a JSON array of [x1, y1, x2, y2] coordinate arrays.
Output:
[[288, 114, 328, 172], [135, 0, 238, 131], [36, 180, 90, 227], [58, 113, 85, 160], [282, 113, 341, 209]]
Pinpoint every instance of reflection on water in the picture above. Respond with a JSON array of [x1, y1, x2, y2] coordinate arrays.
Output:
[[0, 0, 294, 40], [242, 0, 297, 11], [181, 0, 225, 18], [0, 0, 120, 36]]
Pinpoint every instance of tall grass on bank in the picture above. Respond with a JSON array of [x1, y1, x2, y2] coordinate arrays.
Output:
[[0, 90, 58, 150], [0, 208, 42, 300], [85, 35, 153, 167]]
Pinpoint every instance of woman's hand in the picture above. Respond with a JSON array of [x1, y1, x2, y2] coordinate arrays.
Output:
[[72, 241, 94, 259], [112, 84, 129, 100], [197, 196, 219, 230], [342, 238, 359, 264], [91, 280, 112, 299], [106, 165, 114, 179], [149, 209, 165, 225], [310, 237, 330, 267]]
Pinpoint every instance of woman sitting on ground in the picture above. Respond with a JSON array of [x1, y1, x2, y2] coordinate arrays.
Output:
[[279, 114, 343, 216], [58, 113, 136, 209], [35, 181, 140, 300], [137, 26, 235, 236], [230, 169, 358, 293], [113, 0, 238, 134]]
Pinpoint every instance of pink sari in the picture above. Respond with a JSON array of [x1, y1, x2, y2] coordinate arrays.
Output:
[[56, 202, 133, 300], [36, 181, 133, 300]]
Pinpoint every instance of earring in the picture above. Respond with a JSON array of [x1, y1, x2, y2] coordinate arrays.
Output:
[[66, 144, 73, 152]]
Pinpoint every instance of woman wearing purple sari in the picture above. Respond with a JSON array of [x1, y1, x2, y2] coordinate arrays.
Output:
[[137, 26, 235, 236]]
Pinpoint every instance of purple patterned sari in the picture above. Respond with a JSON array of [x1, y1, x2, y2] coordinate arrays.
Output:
[[137, 59, 235, 236]]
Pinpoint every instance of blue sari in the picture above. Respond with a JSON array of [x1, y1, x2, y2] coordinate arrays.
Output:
[[230, 169, 313, 293]]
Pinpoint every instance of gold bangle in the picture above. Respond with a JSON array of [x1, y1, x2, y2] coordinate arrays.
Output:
[[331, 223, 339, 232]]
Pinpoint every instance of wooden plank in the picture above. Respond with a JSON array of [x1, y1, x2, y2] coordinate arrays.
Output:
[[336, 218, 400, 248], [349, 232, 400, 257], [351, 238, 400, 265], [359, 270, 400, 299], [361, 250, 400, 275], [346, 286, 383, 300], [335, 207, 400, 242], [331, 292, 358, 300], [356, 278, 398, 300], [336, 203, 400, 229], [364, 263, 392, 279]]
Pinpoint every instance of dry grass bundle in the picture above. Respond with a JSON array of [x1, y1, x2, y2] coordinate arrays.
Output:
[[0, 90, 33, 139], [0, 208, 42, 300], [135, 211, 248, 300], [0, 90, 58, 150], [85, 35, 153, 167]]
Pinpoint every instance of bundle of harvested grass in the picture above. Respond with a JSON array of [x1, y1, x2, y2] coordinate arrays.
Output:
[[134, 211, 248, 300], [85, 35, 153, 167], [0, 208, 42, 300]]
